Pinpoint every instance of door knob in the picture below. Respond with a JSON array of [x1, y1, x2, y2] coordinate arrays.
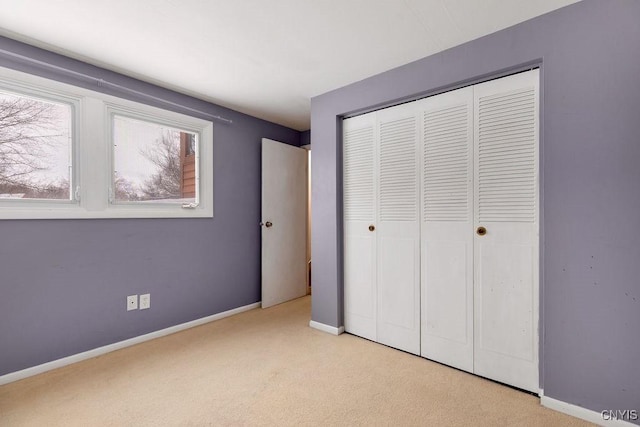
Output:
[[265, 221, 273, 228], [476, 226, 487, 236], [368, 225, 375, 232]]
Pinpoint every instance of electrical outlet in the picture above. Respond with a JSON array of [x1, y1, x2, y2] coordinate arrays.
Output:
[[139, 293, 150, 310], [127, 295, 138, 311]]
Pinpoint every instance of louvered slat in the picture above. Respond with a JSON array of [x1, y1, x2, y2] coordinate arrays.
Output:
[[477, 88, 536, 222], [423, 104, 470, 221], [379, 117, 416, 222], [344, 126, 374, 221]]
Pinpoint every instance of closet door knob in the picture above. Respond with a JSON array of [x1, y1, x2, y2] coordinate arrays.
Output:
[[368, 225, 375, 232], [476, 226, 487, 236]]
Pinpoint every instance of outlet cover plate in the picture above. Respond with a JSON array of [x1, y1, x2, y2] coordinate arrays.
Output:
[[139, 293, 150, 310], [127, 295, 138, 311]]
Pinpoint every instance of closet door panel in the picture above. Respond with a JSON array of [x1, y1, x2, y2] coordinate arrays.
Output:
[[344, 234, 376, 336], [473, 69, 539, 393], [418, 87, 474, 372], [477, 239, 534, 360], [343, 113, 377, 341], [376, 103, 420, 355], [378, 236, 417, 330]]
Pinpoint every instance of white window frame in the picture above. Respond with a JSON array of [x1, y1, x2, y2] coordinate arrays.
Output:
[[108, 108, 202, 208], [0, 66, 214, 219]]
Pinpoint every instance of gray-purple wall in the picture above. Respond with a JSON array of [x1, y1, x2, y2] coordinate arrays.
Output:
[[0, 37, 301, 376], [311, 0, 640, 419], [300, 130, 310, 147]]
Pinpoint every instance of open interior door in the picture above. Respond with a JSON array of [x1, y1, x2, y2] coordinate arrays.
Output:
[[261, 138, 308, 308]]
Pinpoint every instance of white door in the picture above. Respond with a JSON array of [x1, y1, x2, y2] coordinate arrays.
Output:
[[261, 138, 308, 308], [473, 70, 540, 392], [343, 112, 377, 341], [375, 102, 421, 355], [419, 86, 475, 371]]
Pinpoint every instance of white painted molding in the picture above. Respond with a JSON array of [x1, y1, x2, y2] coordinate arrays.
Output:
[[541, 393, 637, 426], [309, 320, 345, 335], [0, 302, 261, 386]]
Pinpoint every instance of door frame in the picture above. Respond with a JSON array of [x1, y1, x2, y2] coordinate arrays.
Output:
[[301, 144, 312, 295]]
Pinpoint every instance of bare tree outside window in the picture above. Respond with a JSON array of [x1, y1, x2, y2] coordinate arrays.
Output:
[[139, 131, 182, 200], [0, 91, 72, 199]]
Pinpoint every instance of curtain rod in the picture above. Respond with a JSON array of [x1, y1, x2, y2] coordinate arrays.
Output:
[[0, 47, 233, 125]]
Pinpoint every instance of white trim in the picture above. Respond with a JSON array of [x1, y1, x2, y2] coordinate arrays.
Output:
[[0, 302, 260, 386], [541, 393, 638, 426], [309, 320, 344, 335]]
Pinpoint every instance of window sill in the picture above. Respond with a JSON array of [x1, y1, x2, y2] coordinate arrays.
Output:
[[0, 204, 213, 220]]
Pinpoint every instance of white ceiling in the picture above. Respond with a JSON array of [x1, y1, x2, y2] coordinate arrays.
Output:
[[0, 0, 579, 131]]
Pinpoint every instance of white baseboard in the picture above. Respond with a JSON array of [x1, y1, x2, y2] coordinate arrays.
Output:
[[541, 392, 637, 426], [309, 320, 344, 335], [0, 302, 261, 386]]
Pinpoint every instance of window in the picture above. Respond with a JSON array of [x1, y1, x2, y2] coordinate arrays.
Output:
[[0, 66, 213, 219], [0, 88, 73, 201], [112, 115, 199, 204]]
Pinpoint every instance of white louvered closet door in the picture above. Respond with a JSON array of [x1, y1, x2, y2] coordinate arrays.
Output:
[[343, 112, 377, 341], [418, 87, 474, 372], [473, 69, 540, 393], [375, 102, 421, 355], [376, 103, 420, 354]]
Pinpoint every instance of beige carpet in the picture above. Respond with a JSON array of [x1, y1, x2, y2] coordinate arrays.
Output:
[[0, 296, 590, 426]]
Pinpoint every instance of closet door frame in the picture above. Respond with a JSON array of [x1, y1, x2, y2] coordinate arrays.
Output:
[[341, 66, 542, 394]]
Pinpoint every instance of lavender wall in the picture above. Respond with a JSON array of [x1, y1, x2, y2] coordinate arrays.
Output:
[[311, 0, 640, 419], [300, 130, 311, 146], [0, 37, 301, 376]]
